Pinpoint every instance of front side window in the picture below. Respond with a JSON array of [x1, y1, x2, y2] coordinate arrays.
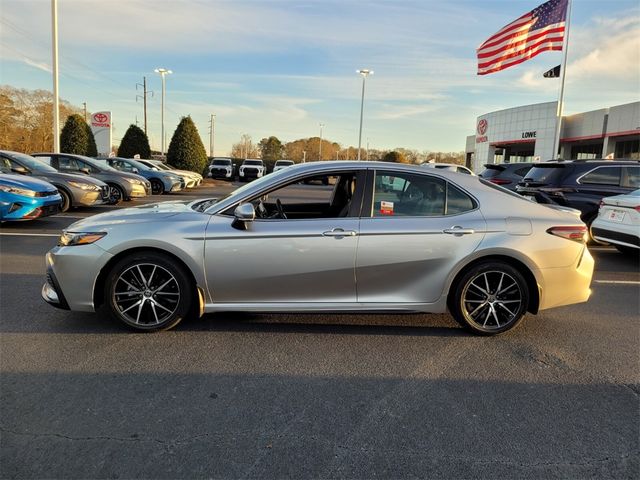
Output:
[[58, 156, 80, 171], [580, 167, 621, 186], [224, 171, 359, 220]]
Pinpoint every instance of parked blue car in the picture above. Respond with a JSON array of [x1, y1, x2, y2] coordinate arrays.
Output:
[[96, 157, 184, 195], [0, 171, 62, 221]]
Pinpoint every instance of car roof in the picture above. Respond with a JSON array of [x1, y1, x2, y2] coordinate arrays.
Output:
[[536, 159, 640, 165]]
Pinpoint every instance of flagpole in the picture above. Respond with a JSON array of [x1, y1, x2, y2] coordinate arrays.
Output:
[[552, 0, 572, 159]]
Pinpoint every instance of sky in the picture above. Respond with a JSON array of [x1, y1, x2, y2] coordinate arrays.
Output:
[[1, 0, 639, 156]]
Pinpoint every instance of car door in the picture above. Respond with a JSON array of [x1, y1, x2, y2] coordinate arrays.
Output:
[[356, 169, 486, 304], [203, 170, 364, 304]]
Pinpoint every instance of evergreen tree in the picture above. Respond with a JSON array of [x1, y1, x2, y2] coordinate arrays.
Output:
[[84, 122, 98, 156], [118, 124, 151, 158], [166, 116, 207, 173], [382, 150, 409, 163], [60, 114, 89, 155]]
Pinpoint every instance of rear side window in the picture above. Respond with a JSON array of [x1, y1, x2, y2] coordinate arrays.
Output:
[[446, 183, 475, 214], [523, 165, 567, 183], [58, 156, 79, 171], [580, 167, 621, 185], [622, 166, 640, 188]]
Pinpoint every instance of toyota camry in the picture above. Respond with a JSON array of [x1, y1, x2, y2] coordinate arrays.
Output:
[[42, 161, 594, 335]]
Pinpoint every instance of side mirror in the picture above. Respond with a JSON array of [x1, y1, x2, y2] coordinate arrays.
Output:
[[132, 168, 139, 174], [11, 165, 29, 175], [231, 203, 255, 230], [79, 167, 91, 175]]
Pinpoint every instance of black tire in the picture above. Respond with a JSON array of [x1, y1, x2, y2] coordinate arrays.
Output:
[[615, 245, 640, 257], [58, 188, 71, 212], [450, 261, 529, 335], [150, 179, 165, 195], [107, 183, 125, 205], [105, 251, 193, 332]]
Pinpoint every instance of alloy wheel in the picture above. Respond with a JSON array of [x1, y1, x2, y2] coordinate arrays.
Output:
[[113, 263, 180, 326], [461, 270, 524, 331]]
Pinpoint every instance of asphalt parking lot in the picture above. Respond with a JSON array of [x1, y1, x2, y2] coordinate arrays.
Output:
[[1, 181, 639, 479]]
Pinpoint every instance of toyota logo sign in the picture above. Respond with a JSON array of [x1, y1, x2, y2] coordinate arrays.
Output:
[[477, 119, 488, 135], [93, 113, 108, 123]]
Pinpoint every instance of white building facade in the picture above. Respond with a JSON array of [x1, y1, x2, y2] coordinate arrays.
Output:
[[465, 101, 640, 172]]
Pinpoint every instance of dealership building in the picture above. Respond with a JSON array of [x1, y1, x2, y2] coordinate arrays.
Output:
[[465, 101, 640, 172]]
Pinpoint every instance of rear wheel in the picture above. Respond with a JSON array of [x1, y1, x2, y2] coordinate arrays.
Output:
[[105, 252, 193, 331], [450, 261, 529, 335], [150, 179, 165, 195]]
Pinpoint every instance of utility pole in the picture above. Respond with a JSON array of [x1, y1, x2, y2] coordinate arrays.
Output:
[[82, 102, 87, 122], [136, 76, 153, 136], [51, 0, 60, 153], [319, 123, 324, 161], [303, 150, 306, 163], [209, 114, 216, 158]]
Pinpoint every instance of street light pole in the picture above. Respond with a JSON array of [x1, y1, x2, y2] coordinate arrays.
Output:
[[356, 69, 373, 161], [319, 123, 324, 161], [154, 68, 172, 157], [51, 0, 60, 153]]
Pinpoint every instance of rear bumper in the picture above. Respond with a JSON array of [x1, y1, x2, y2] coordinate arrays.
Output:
[[592, 226, 640, 248], [537, 245, 594, 310]]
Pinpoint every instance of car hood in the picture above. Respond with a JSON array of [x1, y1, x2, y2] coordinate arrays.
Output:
[[0, 173, 58, 191], [34, 170, 107, 186], [111, 171, 149, 183], [64, 200, 197, 231]]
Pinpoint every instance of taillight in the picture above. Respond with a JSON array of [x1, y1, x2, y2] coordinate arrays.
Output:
[[634, 205, 640, 213], [489, 178, 512, 185], [546, 226, 587, 243]]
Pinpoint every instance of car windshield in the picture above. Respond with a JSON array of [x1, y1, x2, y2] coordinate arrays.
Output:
[[244, 160, 263, 165], [8, 152, 58, 173], [276, 160, 294, 166], [213, 159, 231, 165], [150, 161, 171, 170], [118, 158, 151, 171]]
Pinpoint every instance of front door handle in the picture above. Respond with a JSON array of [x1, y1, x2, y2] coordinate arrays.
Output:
[[443, 226, 475, 235], [322, 228, 357, 237]]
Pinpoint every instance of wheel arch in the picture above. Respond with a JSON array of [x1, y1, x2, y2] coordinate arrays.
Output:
[[93, 246, 204, 316], [446, 254, 540, 315], [51, 183, 73, 207]]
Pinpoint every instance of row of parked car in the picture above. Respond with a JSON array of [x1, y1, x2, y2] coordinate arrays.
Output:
[[477, 158, 639, 254], [0, 150, 203, 222], [208, 158, 295, 182]]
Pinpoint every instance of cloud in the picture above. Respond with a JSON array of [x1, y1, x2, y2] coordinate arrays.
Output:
[[375, 104, 439, 120], [22, 57, 52, 73]]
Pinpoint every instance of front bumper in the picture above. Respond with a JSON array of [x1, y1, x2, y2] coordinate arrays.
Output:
[[210, 168, 233, 179], [129, 183, 149, 198], [42, 244, 114, 312], [168, 180, 183, 193], [239, 169, 264, 179], [76, 189, 108, 207]]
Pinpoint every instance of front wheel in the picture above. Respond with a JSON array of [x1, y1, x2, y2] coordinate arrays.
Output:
[[107, 183, 124, 205], [105, 252, 193, 331], [450, 261, 529, 335], [59, 188, 71, 212], [150, 179, 165, 195]]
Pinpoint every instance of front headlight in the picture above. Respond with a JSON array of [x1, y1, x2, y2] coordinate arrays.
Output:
[[68, 181, 98, 191], [0, 185, 37, 197], [125, 178, 142, 185], [59, 231, 106, 246]]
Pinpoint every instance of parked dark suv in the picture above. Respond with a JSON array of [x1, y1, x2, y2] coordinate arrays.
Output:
[[479, 162, 533, 191], [516, 159, 640, 233]]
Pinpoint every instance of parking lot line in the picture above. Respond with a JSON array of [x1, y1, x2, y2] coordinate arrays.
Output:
[[0, 232, 60, 237], [594, 279, 640, 285]]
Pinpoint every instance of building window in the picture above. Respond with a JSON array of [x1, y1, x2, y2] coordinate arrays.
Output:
[[615, 139, 640, 159], [570, 143, 603, 160]]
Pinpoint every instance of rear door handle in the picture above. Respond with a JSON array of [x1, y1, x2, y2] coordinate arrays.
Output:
[[322, 228, 357, 237], [443, 226, 475, 235]]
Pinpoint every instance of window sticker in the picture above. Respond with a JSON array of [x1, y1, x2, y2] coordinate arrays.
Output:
[[380, 200, 394, 215]]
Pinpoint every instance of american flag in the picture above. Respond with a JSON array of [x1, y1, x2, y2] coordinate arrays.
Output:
[[477, 0, 568, 75]]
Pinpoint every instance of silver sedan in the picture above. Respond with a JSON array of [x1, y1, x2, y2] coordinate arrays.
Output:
[[42, 161, 594, 335]]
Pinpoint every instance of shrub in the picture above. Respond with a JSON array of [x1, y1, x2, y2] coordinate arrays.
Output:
[[166, 116, 207, 173], [60, 114, 90, 155], [118, 124, 151, 159]]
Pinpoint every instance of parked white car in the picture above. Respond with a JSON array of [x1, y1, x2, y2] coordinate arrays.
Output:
[[591, 189, 640, 255], [273, 160, 295, 172], [421, 163, 475, 175], [142, 160, 203, 188]]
